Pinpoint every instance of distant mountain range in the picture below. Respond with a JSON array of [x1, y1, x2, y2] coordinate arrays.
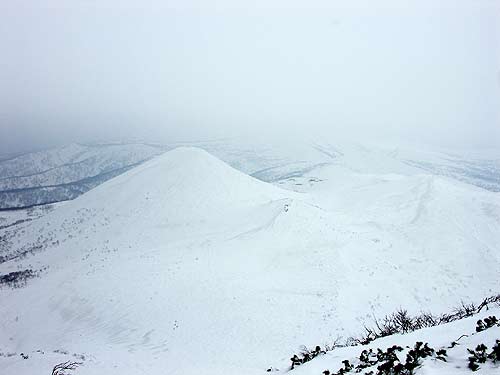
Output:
[[0, 143, 167, 209], [1, 140, 499, 209]]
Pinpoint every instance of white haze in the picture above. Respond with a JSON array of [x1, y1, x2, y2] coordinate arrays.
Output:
[[0, 0, 499, 153]]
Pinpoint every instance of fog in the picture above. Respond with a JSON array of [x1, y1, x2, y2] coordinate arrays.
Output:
[[1, 0, 499, 153]]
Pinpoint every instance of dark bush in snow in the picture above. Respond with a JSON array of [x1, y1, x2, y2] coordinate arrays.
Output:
[[467, 340, 500, 372], [490, 340, 500, 363], [468, 344, 489, 371], [475, 316, 499, 332], [283, 294, 500, 374], [290, 345, 326, 369], [321, 342, 444, 375], [0, 269, 38, 288]]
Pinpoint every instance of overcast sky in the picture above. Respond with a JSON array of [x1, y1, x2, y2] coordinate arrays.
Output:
[[1, 0, 499, 153]]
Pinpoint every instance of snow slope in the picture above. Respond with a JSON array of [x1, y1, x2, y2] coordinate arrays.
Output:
[[0, 147, 499, 375], [289, 307, 500, 375]]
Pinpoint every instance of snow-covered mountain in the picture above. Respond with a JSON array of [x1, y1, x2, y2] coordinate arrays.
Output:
[[0, 143, 166, 209], [1, 146, 499, 374], [0, 140, 343, 209], [2, 139, 499, 210]]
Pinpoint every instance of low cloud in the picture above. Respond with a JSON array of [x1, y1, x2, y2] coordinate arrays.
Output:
[[1, 0, 499, 153]]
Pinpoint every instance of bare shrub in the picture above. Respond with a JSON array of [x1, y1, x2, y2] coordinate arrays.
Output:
[[51, 361, 81, 375]]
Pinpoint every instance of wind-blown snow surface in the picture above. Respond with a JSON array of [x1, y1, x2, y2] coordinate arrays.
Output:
[[1, 147, 499, 374]]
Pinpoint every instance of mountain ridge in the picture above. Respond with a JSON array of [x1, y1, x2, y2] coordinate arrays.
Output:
[[1, 145, 499, 375]]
